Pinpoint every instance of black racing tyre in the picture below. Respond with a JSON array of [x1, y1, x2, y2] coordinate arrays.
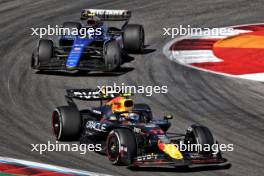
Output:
[[52, 106, 81, 141], [104, 41, 121, 71], [31, 49, 39, 69], [185, 125, 215, 156], [38, 39, 53, 65], [123, 24, 145, 53], [106, 128, 137, 165]]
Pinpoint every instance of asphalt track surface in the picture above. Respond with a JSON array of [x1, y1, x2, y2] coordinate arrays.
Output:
[[0, 0, 264, 176]]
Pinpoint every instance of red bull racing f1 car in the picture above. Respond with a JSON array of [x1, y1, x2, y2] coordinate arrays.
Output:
[[31, 9, 145, 72], [52, 89, 227, 167]]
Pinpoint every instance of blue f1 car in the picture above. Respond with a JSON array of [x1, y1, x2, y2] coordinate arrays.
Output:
[[31, 9, 145, 72]]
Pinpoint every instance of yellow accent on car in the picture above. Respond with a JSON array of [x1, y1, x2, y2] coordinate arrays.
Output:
[[159, 143, 183, 160]]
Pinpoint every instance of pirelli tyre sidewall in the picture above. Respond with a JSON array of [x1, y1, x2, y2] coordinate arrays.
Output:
[[31, 49, 39, 69], [37, 39, 53, 66], [189, 125, 215, 156], [104, 41, 121, 71], [106, 128, 137, 166], [123, 24, 145, 53], [52, 106, 81, 141]]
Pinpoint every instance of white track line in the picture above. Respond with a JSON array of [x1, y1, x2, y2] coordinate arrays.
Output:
[[0, 156, 112, 176], [163, 24, 264, 82], [171, 50, 222, 64], [237, 73, 264, 81]]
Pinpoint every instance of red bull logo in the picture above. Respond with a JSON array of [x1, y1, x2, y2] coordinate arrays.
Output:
[[158, 142, 183, 160]]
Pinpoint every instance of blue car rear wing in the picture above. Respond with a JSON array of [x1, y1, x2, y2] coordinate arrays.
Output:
[[80, 9, 131, 21]]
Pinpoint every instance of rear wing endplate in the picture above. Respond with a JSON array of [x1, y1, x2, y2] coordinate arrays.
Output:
[[80, 9, 131, 21]]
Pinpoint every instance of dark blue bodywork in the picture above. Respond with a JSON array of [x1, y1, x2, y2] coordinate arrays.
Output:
[[63, 24, 123, 69]]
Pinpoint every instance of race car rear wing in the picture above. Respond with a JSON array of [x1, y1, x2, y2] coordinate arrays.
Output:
[[66, 88, 132, 101], [80, 9, 131, 21]]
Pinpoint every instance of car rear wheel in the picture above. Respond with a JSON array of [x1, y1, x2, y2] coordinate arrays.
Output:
[[104, 41, 121, 71], [106, 128, 137, 165], [52, 106, 81, 141], [123, 24, 145, 53]]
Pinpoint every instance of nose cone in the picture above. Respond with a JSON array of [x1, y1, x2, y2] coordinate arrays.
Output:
[[158, 143, 183, 160]]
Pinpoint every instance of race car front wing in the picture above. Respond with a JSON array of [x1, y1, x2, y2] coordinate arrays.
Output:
[[131, 153, 227, 167]]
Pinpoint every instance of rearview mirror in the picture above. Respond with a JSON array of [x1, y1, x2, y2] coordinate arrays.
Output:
[[164, 114, 173, 120]]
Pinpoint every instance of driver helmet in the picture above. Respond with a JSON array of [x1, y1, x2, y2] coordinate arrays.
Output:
[[128, 112, 140, 121], [87, 16, 102, 27], [120, 113, 129, 119]]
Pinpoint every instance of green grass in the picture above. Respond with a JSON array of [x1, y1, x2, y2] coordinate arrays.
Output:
[[0, 172, 21, 176]]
